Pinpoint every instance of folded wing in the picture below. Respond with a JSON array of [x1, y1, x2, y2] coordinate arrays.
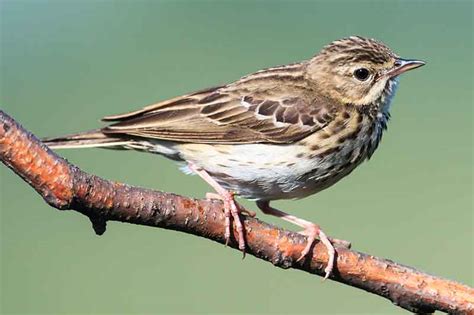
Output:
[[102, 85, 338, 144]]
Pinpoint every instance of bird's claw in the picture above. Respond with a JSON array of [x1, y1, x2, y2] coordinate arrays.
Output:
[[206, 191, 246, 255], [297, 224, 336, 280]]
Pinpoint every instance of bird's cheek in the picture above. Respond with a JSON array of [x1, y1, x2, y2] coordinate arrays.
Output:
[[333, 76, 351, 93], [357, 81, 386, 105]]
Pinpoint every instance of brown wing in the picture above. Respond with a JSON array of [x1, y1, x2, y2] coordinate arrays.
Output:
[[102, 85, 338, 144]]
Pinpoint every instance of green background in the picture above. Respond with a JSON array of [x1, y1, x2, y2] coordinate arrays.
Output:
[[1, 0, 472, 314]]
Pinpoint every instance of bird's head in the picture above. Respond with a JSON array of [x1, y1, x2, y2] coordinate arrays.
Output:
[[306, 36, 425, 106]]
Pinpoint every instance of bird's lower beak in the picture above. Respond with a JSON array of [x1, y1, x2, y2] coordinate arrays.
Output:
[[385, 58, 426, 78]]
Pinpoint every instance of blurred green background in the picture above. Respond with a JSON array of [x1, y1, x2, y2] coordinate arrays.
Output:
[[1, 0, 472, 314]]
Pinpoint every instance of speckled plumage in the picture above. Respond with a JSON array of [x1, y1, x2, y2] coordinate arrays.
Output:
[[43, 36, 424, 277]]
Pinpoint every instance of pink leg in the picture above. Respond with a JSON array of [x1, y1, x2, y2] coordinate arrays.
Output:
[[256, 200, 349, 280], [188, 163, 246, 254]]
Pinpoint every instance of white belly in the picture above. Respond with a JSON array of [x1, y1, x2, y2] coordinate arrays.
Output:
[[175, 125, 376, 200], [180, 143, 317, 199], [129, 114, 385, 201]]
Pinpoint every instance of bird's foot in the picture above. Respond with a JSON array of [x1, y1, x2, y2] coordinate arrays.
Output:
[[256, 200, 351, 280], [297, 226, 350, 279], [205, 193, 256, 217], [188, 163, 248, 256], [297, 224, 336, 280], [205, 191, 248, 255]]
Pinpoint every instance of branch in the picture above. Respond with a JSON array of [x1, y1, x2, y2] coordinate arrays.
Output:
[[1, 109, 472, 314]]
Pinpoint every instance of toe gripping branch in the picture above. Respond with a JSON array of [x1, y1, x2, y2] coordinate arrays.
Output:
[[1, 110, 473, 314]]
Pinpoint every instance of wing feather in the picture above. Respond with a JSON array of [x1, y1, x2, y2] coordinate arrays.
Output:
[[102, 83, 339, 144]]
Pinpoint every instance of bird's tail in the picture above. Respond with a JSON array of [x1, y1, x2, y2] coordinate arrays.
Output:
[[42, 129, 130, 149]]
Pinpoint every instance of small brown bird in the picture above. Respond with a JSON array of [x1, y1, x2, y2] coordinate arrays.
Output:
[[44, 36, 424, 278]]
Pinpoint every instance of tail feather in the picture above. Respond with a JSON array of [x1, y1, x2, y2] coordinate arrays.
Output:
[[42, 129, 130, 149]]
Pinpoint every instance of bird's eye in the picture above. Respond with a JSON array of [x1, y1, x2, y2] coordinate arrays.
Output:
[[353, 68, 370, 81]]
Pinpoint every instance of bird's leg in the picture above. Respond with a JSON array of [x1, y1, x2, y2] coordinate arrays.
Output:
[[256, 200, 350, 279], [188, 163, 246, 254]]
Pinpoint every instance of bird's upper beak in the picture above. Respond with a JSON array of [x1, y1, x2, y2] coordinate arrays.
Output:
[[385, 58, 426, 78]]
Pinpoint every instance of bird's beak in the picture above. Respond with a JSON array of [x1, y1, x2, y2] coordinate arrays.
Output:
[[385, 58, 426, 78]]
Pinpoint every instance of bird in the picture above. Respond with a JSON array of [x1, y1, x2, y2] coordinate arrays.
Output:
[[43, 36, 425, 279]]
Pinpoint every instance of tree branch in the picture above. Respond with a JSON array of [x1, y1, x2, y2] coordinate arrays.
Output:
[[1, 109, 472, 314]]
